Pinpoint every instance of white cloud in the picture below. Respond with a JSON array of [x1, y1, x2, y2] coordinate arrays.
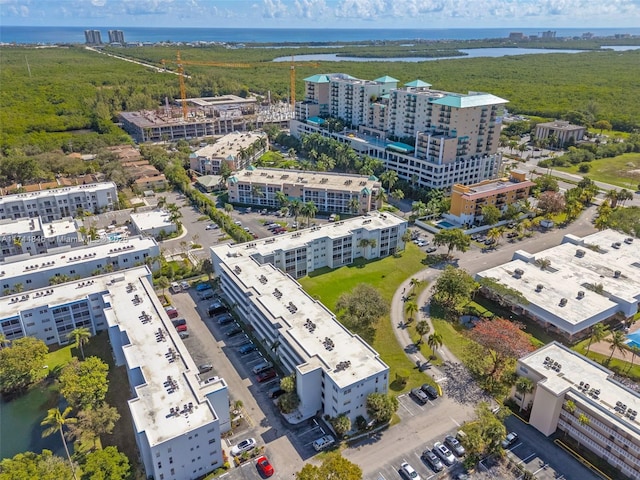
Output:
[[262, 0, 288, 18]]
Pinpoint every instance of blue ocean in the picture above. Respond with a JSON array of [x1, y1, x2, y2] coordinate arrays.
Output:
[[1, 26, 639, 45]]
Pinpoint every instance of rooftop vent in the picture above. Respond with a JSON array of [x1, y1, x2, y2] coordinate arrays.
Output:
[[536, 284, 544, 292], [577, 291, 585, 299], [624, 237, 634, 244], [514, 268, 524, 278], [559, 298, 568, 307], [576, 249, 585, 258], [614, 270, 621, 278], [612, 242, 622, 249]]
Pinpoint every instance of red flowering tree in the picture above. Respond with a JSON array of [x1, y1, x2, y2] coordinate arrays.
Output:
[[469, 318, 535, 379]]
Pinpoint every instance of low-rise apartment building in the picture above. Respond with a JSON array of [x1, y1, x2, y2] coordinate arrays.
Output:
[[0, 236, 160, 295], [130, 210, 178, 238], [210, 213, 405, 425], [227, 167, 383, 214], [445, 170, 534, 226], [0, 216, 80, 261], [516, 342, 640, 480], [0, 182, 118, 221], [0, 266, 229, 480], [535, 120, 585, 147], [189, 132, 268, 175], [475, 230, 640, 338]]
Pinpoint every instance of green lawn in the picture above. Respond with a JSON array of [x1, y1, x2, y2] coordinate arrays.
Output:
[[44, 344, 73, 371], [554, 152, 640, 189], [299, 244, 434, 393]]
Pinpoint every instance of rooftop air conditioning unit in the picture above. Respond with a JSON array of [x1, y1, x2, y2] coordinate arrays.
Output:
[[577, 291, 585, 299]]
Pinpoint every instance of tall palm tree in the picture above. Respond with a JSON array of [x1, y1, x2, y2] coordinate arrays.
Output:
[[515, 377, 534, 412], [585, 323, 608, 357], [348, 196, 360, 214], [427, 332, 443, 353], [301, 201, 318, 227], [415, 320, 430, 344], [41, 407, 78, 480], [275, 190, 289, 208], [409, 277, 423, 293], [68, 327, 91, 360], [380, 170, 398, 191], [405, 301, 418, 323], [289, 199, 302, 227], [607, 330, 627, 364]]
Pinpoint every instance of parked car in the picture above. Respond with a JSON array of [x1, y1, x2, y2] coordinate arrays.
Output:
[[400, 461, 421, 480], [171, 318, 186, 328], [417, 240, 426, 247], [256, 369, 277, 383], [444, 435, 466, 457], [205, 224, 218, 230], [268, 387, 286, 399], [198, 290, 215, 300], [410, 387, 429, 405], [216, 314, 234, 325], [208, 301, 226, 317], [426, 247, 437, 254], [506, 231, 518, 238], [196, 282, 212, 291], [420, 383, 439, 400], [484, 238, 496, 245], [178, 331, 189, 339], [312, 435, 335, 451], [421, 449, 444, 472], [165, 306, 179, 319], [256, 455, 274, 477], [225, 325, 243, 337], [502, 432, 518, 449], [252, 361, 274, 375], [230, 438, 256, 456], [170, 282, 181, 294], [198, 364, 213, 373], [179, 281, 190, 290], [433, 442, 455, 466], [238, 343, 257, 354], [176, 324, 187, 333]]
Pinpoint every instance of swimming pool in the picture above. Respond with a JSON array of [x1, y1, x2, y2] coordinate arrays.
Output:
[[108, 234, 122, 242], [626, 330, 640, 349], [437, 220, 457, 229]]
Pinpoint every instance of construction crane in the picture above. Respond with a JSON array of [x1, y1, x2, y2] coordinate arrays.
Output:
[[162, 51, 318, 119]]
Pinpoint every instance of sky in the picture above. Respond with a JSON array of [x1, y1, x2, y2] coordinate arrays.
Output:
[[1, 0, 639, 29]]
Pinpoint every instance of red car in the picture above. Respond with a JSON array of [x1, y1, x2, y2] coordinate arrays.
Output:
[[256, 455, 274, 477], [176, 324, 188, 332], [256, 369, 276, 383]]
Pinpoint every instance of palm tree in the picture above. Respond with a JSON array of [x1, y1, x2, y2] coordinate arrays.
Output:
[[156, 275, 170, 296], [289, 199, 302, 228], [275, 190, 289, 208], [487, 227, 505, 246], [607, 331, 627, 363], [515, 377, 534, 412], [409, 277, 423, 293], [604, 189, 619, 208], [390, 189, 404, 203], [348, 196, 360, 214], [585, 323, 608, 357], [301, 201, 318, 227], [628, 345, 640, 372], [411, 201, 427, 218], [415, 320, 430, 344], [427, 332, 443, 354], [405, 301, 418, 323], [157, 196, 167, 209], [380, 170, 398, 191], [41, 407, 78, 480], [68, 327, 91, 360]]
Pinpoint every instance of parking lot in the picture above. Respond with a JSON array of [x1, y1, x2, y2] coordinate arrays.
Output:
[[396, 391, 439, 419]]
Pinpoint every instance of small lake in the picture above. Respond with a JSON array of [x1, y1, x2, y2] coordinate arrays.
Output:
[[0, 382, 65, 459], [273, 46, 639, 63]]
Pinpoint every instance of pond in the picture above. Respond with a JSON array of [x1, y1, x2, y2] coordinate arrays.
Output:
[[0, 382, 65, 459]]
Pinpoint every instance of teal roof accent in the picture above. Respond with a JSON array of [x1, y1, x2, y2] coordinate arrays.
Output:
[[246, 165, 255, 171], [404, 79, 432, 88], [189, 152, 197, 158], [307, 116, 325, 126], [228, 176, 238, 184], [368, 174, 379, 181], [387, 142, 415, 154], [361, 187, 371, 195], [304, 74, 330, 83], [430, 93, 508, 108], [374, 75, 399, 83]]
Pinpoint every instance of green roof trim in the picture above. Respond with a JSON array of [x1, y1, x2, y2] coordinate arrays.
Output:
[[228, 176, 238, 184], [368, 174, 379, 181], [361, 187, 371, 195], [304, 74, 330, 83], [374, 75, 399, 83], [430, 93, 508, 108], [404, 79, 432, 88], [246, 165, 256, 171]]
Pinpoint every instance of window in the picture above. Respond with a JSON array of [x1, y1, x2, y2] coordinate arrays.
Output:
[[169, 457, 173, 464], [26, 279, 32, 284]]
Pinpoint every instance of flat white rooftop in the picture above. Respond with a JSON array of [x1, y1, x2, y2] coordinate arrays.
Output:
[[521, 342, 640, 439], [231, 211, 404, 258], [0, 182, 116, 203], [231, 167, 380, 192], [194, 131, 266, 160], [105, 271, 223, 446], [0, 235, 157, 281], [130, 210, 175, 232], [215, 249, 387, 388], [477, 230, 640, 333]]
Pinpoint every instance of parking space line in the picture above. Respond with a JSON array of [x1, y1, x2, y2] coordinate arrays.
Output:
[[449, 416, 460, 427], [376, 473, 386, 480], [398, 401, 414, 416], [518, 452, 537, 465], [509, 442, 524, 451]]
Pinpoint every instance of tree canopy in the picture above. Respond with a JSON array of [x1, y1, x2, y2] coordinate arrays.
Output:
[[0, 336, 48, 395], [81, 446, 131, 480], [0, 450, 73, 480], [433, 229, 471, 258], [431, 266, 478, 315], [335, 284, 388, 343], [366, 392, 398, 424], [459, 402, 509, 464], [59, 357, 109, 410], [295, 453, 362, 480]]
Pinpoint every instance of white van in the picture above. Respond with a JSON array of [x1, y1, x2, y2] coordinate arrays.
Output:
[[252, 361, 273, 375]]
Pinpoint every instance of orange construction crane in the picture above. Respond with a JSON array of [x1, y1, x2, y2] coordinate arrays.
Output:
[[162, 51, 318, 119]]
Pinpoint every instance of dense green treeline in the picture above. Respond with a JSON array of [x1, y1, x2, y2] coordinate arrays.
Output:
[[1, 45, 639, 153]]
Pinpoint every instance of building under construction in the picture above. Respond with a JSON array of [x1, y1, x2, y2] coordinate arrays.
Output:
[[119, 95, 292, 143]]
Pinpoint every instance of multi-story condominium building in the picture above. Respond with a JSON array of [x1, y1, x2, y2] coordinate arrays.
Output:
[[444, 170, 535, 226], [515, 342, 640, 480], [0, 182, 118, 221], [107, 30, 125, 44], [227, 167, 383, 214], [0, 235, 160, 295], [0, 216, 80, 261], [292, 73, 507, 191], [84, 30, 102, 45], [476, 230, 640, 339], [0, 266, 230, 480], [210, 213, 405, 424], [535, 120, 585, 147], [189, 132, 268, 175]]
